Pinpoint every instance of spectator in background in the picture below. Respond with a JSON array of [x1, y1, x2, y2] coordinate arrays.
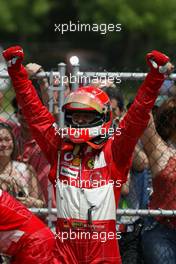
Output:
[[159, 79, 176, 96], [101, 84, 125, 126], [50, 75, 71, 121], [152, 95, 169, 122], [117, 99, 151, 264], [92, 80, 125, 129], [141, 97, 176, 263], [117, 93, 176, 264], [0, 45, 10, 91], [118, 144, 149, 264], [125, 98, 152, 209], [0, 122, 44, 208]]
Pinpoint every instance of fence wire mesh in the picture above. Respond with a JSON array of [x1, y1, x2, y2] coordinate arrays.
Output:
[[0, 65, 175, 229]]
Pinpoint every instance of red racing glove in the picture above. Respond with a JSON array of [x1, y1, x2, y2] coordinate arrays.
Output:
[[2, 46, 28, 81], [146, 50, 171, 75], [2, 46, 24, 71]]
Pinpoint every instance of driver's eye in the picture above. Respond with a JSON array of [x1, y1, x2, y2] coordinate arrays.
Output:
[[72, 113, 93, 123], [72, 113, 80, 120]]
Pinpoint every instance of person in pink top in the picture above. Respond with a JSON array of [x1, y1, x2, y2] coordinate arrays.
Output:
[[141, 97, 176, 263]]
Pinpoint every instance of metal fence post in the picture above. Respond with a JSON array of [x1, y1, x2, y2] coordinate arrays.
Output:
[[48, 70, 54, 113], [71, 63, 80, 91], [47, 65, 66, 227], [47, 70, 55, 228], [58, 63, 66, 127]]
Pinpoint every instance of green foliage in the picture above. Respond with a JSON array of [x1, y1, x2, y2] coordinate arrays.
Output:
[[77, 0, 176, 43], [1, 0, 176, 68], [0, 0, 51, 35]]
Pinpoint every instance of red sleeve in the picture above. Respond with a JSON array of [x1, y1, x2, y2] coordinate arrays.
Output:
[[111, 72, 165, 182], [0, 191, 31, 230], [7, 65, 61, 164]]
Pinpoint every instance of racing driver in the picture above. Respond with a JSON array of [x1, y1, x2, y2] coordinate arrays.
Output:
[[2, 46, 173, 263]]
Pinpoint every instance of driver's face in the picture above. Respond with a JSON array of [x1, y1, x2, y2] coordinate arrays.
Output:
[[72, 112, 97, 125]]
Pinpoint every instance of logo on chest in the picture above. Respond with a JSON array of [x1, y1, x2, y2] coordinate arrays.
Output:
[[63, 152, 81, 167], [64, 152, 74, 161], [60, 166, 79, 179], [87, 158, 94, 169]]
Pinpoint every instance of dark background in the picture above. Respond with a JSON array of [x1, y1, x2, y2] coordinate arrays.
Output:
[[1, 0, 176, 71]]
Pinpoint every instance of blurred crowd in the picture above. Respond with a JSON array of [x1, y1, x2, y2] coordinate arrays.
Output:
[[0, 61, 176, 263]]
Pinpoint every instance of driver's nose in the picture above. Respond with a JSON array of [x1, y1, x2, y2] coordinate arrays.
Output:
[[76, 116, 86, 124]]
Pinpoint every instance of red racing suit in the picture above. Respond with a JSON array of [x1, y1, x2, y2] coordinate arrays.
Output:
[[8, 62, 165, 263], [0, 190, 57, 263]]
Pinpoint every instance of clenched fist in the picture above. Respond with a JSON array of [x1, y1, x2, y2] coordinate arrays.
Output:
[[146, 50, 174, 75], [3, 46, 24, 69]]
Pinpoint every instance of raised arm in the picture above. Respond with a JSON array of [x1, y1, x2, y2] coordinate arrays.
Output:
[[112, 50, 174, 180], [3, 46, 61, 163]]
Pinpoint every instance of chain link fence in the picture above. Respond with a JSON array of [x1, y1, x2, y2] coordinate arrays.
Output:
[[0, 63, 176, 230]]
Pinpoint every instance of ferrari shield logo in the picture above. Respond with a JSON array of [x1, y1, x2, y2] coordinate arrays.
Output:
[[87, 158, 94, 169]]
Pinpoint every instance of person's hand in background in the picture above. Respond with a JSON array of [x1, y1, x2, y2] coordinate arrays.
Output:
[[25, 63, 49, 108]]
